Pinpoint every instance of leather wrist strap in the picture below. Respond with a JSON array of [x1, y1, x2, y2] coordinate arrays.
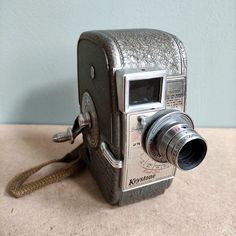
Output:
[[7, 144, 86, 198]]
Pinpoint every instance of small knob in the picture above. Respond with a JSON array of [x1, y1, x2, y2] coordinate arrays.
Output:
[[52, 113, 91, 144]]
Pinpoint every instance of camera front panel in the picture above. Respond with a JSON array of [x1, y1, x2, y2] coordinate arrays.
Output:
[[116, 69, 186, 192]]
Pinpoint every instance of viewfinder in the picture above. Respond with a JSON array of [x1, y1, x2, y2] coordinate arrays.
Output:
[[129, 77, 163, 105]]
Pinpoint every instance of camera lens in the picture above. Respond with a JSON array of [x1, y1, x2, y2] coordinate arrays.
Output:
[[143, 109, 207, 170], [177, 138, 207, 170]]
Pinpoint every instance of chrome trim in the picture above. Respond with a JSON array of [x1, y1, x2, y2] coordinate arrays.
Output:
[[116, 68, 167, 113], [167, 75, 185, 81], [100, 142, 123, 169]]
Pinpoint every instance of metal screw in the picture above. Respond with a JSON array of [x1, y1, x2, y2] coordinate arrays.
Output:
[[90, 66, 95, 79]]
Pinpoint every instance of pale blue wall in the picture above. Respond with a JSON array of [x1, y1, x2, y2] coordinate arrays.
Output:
[[0, 0, 235, 127]]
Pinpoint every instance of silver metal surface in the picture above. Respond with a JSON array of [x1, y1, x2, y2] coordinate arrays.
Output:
[[145, 110, 194, 162], [158, 123, 192, 158], [116, 68, 166, 113], [120, 75, 187, 191], [166, 77, 186, 111], [81, 29, 187, 76], [105, 29, 183, 75], [100, 142, 123, 169], [171, 35, 187, 75], [121, 110, 176, 191], [166, 129, 207, 170], [144, 110, 207, 170]]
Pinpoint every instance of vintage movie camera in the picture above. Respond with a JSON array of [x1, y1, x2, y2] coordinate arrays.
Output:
[[54, 29, 207, 205]]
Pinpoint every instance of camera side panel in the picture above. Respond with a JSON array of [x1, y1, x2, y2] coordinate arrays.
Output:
[[78, 39, 122, 204], [84, 147, 121, 204], [78, 40, 112, 144]]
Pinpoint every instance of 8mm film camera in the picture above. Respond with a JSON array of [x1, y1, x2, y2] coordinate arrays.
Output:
[[54, 29, 207, 205]]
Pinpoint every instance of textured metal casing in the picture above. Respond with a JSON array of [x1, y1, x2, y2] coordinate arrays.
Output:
[[77, 29, 187, 205]]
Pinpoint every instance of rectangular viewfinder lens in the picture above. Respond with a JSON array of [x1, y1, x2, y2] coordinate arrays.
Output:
[[129, 77, 162, 105]]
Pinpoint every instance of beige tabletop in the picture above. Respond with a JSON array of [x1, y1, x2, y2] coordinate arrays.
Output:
[[0, 125, 235, 236]]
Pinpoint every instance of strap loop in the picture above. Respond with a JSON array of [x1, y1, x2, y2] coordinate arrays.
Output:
[[7, 144, 86, 198]]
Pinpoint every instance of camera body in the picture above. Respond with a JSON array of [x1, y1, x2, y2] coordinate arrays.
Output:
[[76, 29, 205, 205]]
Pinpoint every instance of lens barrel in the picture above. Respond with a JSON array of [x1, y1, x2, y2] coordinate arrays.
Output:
[[143, 109, 207, 170]]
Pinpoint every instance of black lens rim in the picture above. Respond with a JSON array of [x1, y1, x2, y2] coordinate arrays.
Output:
[[177, 138, 207, 170]]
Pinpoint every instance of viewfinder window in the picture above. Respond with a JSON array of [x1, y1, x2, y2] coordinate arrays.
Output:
[[129, 77, 163, 105]]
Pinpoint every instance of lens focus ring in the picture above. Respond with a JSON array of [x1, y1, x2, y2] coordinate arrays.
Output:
[[143, 109, 207, 170], [157, 123, 192, 159]]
